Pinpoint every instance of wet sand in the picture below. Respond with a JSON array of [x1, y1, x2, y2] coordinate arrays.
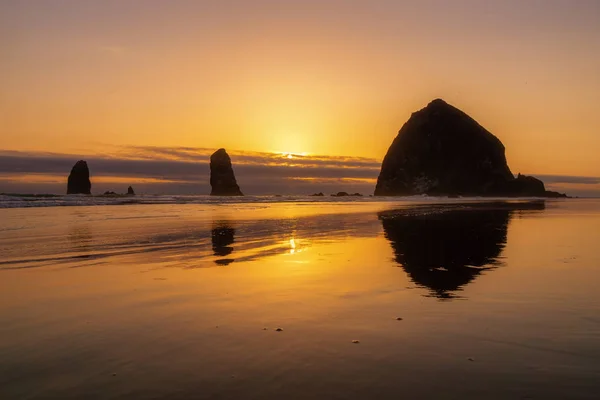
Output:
[[1, 199, 599, 399]]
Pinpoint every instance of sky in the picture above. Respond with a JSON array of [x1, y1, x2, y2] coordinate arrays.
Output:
[[1, 0, 599, 195]]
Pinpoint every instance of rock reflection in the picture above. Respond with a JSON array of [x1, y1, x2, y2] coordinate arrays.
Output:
[[212, 221, 235, 265], [379, 201, 545, 300]]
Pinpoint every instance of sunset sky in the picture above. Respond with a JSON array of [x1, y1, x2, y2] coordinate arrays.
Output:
[[1, 0, 599, 195]]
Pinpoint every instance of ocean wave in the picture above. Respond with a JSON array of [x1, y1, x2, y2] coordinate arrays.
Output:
[[0, 193, 561, 209], [0, 193, 386, 208]]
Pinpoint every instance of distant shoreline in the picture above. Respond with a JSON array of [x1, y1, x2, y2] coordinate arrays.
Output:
[[0, 193, 584, 210]]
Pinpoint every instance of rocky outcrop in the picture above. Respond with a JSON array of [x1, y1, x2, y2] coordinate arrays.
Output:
[[507, 174, 545, 196], [330, 192, 363, 197], [544, 190, 569, 198], [127, 186, 135, 196], [67, 160, 91, 194], [374, 99, 567, 197], [210, 149, 243, 196]]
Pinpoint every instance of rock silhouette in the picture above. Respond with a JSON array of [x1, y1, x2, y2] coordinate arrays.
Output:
[[379, 201, 545, 299], [375, 99, 567, 197], [67, 160, 91, 194], [330, 192, 363, 197], [127, 186, 135, 195], [210, 149, 243, 196]]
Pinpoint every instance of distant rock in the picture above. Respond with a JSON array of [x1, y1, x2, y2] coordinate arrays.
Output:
[[544, 190, 569, 198], [210, 149, 243, 196], [310, 192, 325, 197], [374, 99, 567, 197], [127, 186, 135, 196], [103, 191, 117, 196], [67, 160, 91, 194], [330, 192, 363, 197]]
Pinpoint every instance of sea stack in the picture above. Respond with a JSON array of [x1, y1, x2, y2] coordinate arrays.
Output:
[[374, 99, 566, 197], [210, 148, 243, 196], [67, 160, 91, 194], [127, 186, 135, 195]]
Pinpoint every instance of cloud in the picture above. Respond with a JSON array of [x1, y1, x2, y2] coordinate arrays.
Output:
[[0, 148, 380, 195], [522, 174, 600, 197], [1, 148, 598, 196], [117, 145, 382, 169], [531, 174, 600, 185], [0, 149, 380, 180]]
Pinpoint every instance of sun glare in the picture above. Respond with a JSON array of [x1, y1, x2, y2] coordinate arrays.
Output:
[[278, 152, 309, 160]]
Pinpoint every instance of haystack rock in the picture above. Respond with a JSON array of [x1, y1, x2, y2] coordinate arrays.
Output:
[[210, 149, 243, 196], [67, 160, 91, 194], [127, 186, 135, 195], [374, 99, 567, 197]]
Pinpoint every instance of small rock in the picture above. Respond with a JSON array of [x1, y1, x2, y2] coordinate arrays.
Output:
[[467, 357, 475, 362], [262, 328, 267, 330], [352, 340, 360, 344], [112, 373, 117, 376], [275, 328, 283, 332], [396, 317, 403, 321]]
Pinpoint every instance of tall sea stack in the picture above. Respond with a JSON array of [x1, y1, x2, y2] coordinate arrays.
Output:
[[67, 160, 91, 194], [210, 149, 243, 196], [374, 99, 566, 197]]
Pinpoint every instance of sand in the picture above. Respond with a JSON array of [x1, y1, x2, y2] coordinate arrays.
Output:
[[1, 199, 599, 399]]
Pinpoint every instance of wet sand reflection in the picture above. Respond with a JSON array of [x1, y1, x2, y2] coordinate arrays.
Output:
[[379, 201, 545, 299]]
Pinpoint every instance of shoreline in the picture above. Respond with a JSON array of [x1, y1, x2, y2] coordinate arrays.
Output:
[[0, 193, 577, 210]]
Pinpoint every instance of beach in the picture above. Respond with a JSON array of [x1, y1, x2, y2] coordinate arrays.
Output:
[[1, 198, 599, 399]]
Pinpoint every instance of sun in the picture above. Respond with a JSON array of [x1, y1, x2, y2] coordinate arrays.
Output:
[[278, 152, 308, 160]]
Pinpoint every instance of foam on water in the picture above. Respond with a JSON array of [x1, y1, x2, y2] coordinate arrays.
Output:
[[0, 193, 425, 208], [0, 193, 555, 209]]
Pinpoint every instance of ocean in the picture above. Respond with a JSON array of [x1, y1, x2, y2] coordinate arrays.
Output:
[[1, 197, 599, 399]]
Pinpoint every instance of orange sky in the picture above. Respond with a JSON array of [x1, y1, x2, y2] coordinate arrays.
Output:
[[1, 0, 599, 177]]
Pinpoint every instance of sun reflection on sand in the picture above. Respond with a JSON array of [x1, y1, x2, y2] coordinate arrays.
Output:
[[3, 200, 600, 399]]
